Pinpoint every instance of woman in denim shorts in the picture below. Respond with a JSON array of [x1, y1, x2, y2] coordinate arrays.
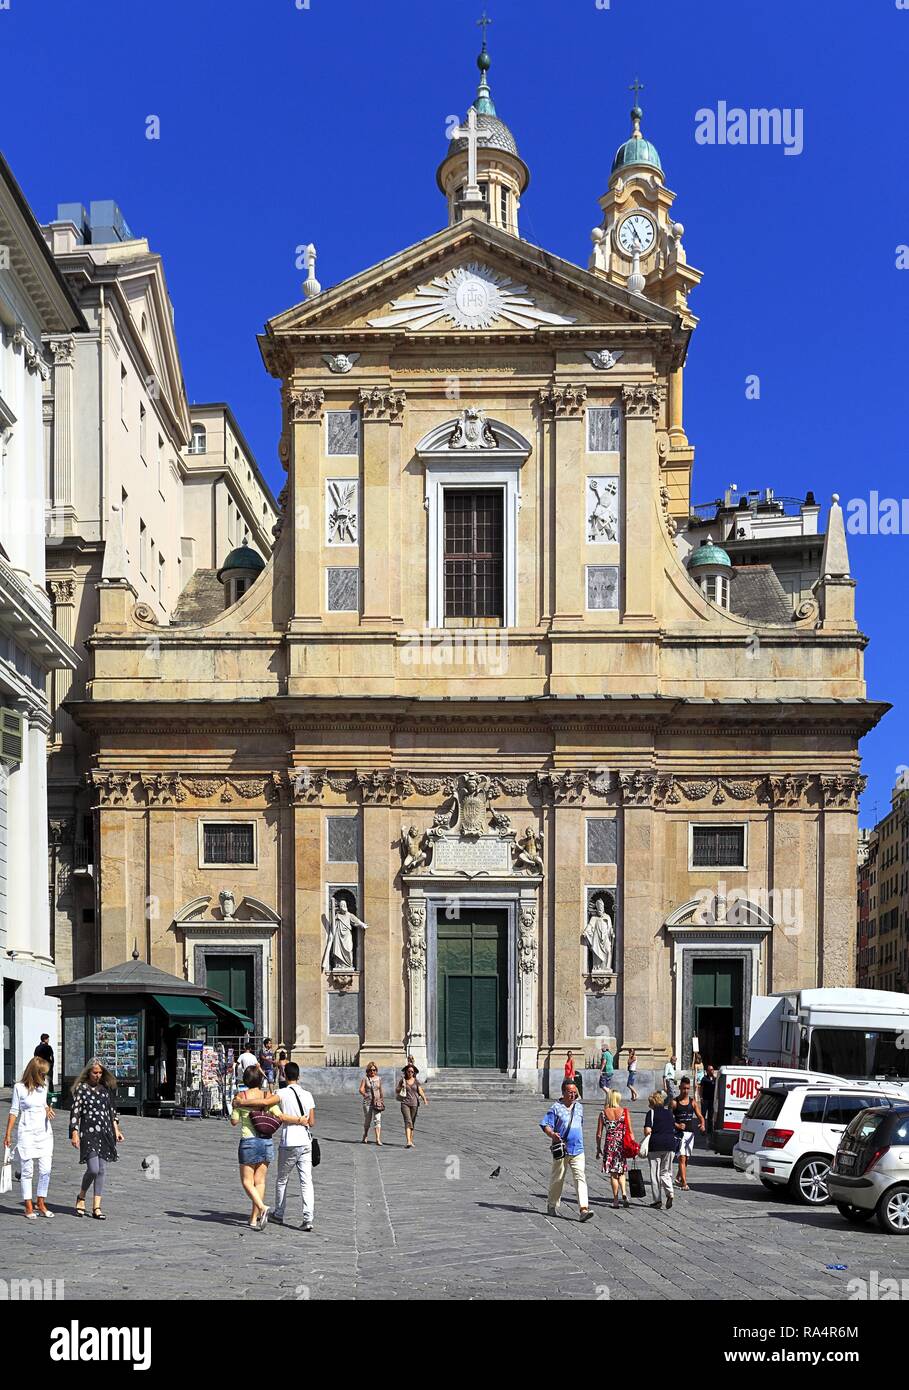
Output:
[[231, 1065, 282, 1229]]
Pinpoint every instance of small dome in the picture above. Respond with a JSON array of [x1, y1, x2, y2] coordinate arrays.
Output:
[[688, 539, 732, 570], [611, 102, 663, 177], [217, 545, 265, 582], [446, 111, 520, 160]]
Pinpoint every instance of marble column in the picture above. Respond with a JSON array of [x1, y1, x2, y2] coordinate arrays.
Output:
[[621, 384, 665, 622], [49, 579, 76, 745], [50, 338, 76, 533], [288, 387, 324, 628], [360, 796, 399, 1063], [618, 776, 660, 1059], [819, 778, 862, 987], [358, 387, 405, 626], [551, 802, 584, 1062]]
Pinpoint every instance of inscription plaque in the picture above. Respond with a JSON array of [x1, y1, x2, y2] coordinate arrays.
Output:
[[430, 835, 513, 877]]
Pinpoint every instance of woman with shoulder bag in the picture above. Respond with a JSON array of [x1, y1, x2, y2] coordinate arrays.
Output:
[[596, 1089, 637, 1210], [230, 1065, 285, 1229], [359, 1062, 385, 1145], [397, 1064, 427, 1148], [643, 1091, 677, 1211]]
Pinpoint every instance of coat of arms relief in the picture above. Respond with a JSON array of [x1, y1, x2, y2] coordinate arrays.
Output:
[[399, 772, 543, 880]]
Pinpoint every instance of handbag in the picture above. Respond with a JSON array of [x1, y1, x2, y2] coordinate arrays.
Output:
[[290, 1085, 321, 1168], [638, 1132, 651, 1159], [0, 1152, 12, 1195], [622, 1107, 640, 1160], [251, 1109, 282, 1138], [628, 1161, 646, 1199], [550, 1102, 576, 1159]]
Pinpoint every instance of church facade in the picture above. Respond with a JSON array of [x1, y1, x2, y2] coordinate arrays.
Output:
[[73, 44, 884, 1080]]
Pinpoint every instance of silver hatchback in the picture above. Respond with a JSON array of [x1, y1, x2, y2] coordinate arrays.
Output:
[[828, 1104, 909, 1233]]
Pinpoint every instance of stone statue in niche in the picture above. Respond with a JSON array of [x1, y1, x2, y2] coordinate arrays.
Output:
[[583, 896, 615, 974], [219, 889, 236, 921], [400, 824, 429, 873], [322, 899, 368, 972], [513, 826, 544, 875]]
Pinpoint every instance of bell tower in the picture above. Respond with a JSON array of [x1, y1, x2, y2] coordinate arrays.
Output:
[[437, 14, 529, 236], [589, 81, 703, 522]]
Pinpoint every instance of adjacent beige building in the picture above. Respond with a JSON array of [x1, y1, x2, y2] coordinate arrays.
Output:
[[42, 201, 277, 985], [73, 46, 885, 1082]]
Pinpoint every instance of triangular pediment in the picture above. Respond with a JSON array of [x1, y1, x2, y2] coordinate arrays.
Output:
[[264, 221, 677, 342]]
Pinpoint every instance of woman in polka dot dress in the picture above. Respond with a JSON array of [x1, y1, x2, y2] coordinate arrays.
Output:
[[69, 1059, 124, 1219]]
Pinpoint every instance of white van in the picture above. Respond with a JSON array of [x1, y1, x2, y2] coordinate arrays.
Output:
[[711, 1064, 842, 1155]]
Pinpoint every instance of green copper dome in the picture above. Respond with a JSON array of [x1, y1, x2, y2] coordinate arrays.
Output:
[[611, 105, 663, 176], [688, 540, 732, 570], [217, 545, 265, 582]]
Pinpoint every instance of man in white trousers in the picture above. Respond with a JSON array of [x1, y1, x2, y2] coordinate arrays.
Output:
[[273, 1063, 316, 1231], [540, 1079, 594, 1223]]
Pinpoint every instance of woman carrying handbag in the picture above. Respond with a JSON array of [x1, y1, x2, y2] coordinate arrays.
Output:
[[595, 1089, 637, 1210], [397, 1064, 428, 1148]]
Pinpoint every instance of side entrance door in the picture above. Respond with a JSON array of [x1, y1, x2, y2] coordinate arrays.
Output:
[[204, 954, 255, 1030], [437, 909, 507, 1068], [692, 958, 743, 1068]]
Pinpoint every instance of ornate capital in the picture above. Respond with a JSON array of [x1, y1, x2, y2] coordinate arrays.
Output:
[[539, 382, 588, 418], [288, 768, 352, 804], [356, 768, 414, 805], [618, 770, 657, 807], [358, 387, 406, 423], [48, 817, 76, 848], [621, 382, 666, 420], [49, 578, 75, 605], [820, 774, 866, 811], [88, 771, 132, 806], [538, 769, 591, 804], [49, 338, 75, 368], [768, 774, 811, 809], [139, 773, 186, 806], [287, 387, 325, 422]]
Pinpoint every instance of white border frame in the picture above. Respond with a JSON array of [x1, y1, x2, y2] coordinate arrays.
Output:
[[585, 405, 622, 456], [197, 818, 258, 870], [325, 565, 360, 613], [425, 469, 519, 630], [585, 565, 620, 612], [325, 815, 360, 865], [687, 822, 749, 872]]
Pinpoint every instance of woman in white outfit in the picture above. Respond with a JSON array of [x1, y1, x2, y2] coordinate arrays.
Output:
[[3, 1057, 55, 1219]]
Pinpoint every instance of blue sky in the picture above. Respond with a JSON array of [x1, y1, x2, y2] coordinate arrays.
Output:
[[4, 0, 908, 822]]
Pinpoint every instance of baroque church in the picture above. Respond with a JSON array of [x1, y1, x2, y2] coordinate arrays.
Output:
[[72, 38, 883, 1082]]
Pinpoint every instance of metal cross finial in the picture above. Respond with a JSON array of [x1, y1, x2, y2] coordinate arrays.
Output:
[[629, 75, 644, 104], [477, 9, 492, 45]]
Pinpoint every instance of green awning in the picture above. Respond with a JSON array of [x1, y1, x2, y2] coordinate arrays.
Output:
[[209, 1001, 254, 1031], [152, 994, 217, 1023]]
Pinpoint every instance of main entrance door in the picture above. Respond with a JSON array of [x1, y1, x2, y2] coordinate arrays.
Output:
[[692, 958, 743, 1068], [437, 909, 507, 1068]]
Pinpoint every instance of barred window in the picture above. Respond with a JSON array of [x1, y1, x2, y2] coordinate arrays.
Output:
[[443, 488, 503, 625], [691, 824, 746, 868], [202, 822, 255, 865]]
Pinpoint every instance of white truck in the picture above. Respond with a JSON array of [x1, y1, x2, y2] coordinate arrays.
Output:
[[747, 987, 909, 1084]]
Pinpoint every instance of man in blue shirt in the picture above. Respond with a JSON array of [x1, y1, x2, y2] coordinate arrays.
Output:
[[540, 1079, 594, 1222]]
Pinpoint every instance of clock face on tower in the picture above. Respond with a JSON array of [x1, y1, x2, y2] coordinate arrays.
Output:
[[616, 212, 656, 256]]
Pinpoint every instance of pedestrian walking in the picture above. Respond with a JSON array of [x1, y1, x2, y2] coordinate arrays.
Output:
[[273, 1063, 316, 1231], [258, 1038, 276, 1086], [359, 1062, 385, 1145], [34, 1034, 55, 1097], [4, 1058, 55, 1219], [663, 1053, 679, 1101], [642, 1091, 676, 1210], [274, 1044, 289, 1087], [69, 1059, 124, 1220], [596, 1088, 636, 1209], [236, 1042, 257, 1082], [230, 1064, 283, 1229], [396, 1064, 427, 1148], [626, 1048, 639, 1101], [540, 1079, 594, 1223], [671, 1075, 705, 1190], [565, 1049, 584, 1097], [699, 1063, 717, 1133], [597, 1043, 614, 1095]]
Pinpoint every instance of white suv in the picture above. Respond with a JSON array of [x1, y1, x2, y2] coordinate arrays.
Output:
[[732, 1082, 908, 1205]]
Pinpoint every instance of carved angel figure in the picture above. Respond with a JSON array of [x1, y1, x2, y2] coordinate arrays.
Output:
[[323, 352, 360, 374], [585, 348, 623, 371], [400, 824, 428, 873], [513, 826, 544, 874]]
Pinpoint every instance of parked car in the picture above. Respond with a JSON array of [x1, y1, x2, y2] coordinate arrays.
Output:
[[828, 1103, 909, 1233], [732, 1082, 907, 1204], [711, 1064, 842, 1156]]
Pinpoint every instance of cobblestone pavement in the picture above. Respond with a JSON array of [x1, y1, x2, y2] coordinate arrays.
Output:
[[2, 1096, 908, 1301]]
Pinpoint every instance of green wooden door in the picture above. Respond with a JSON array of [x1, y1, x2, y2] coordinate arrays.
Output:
[[692, 959, 743, 1066], [205, 955, 254, 1023], [437, 910, 507, 1068]]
